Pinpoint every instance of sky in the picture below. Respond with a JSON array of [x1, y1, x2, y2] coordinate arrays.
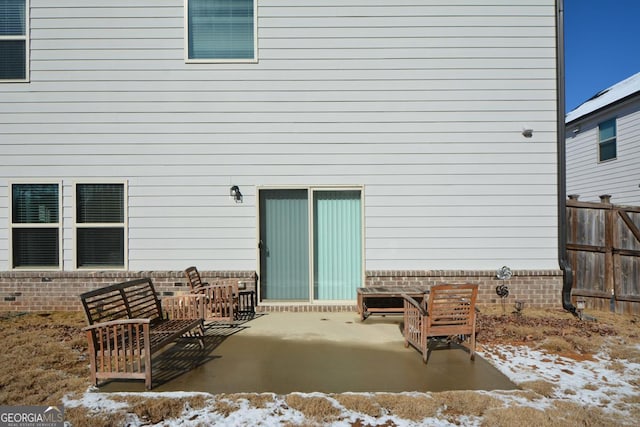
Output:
[[564, 0, 640, 113]]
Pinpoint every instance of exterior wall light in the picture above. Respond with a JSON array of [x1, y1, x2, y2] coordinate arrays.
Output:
[[522, 128, 533, 138], [230, 185, 242, 203]]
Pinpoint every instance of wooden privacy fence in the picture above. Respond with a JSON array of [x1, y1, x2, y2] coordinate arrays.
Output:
[[566, 195, 640, 315]]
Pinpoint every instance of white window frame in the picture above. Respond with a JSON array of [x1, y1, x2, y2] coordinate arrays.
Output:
[[184, 0, 258, 64], [0, 0, 30, 82], [9, 180, 62, 270], [73, 181, 128, 270]]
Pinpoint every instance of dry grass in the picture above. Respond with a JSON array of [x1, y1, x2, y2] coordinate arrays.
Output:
[[518, 380, 557, 397], [0, 312, 89, 406], [373, 393, 439, 420], [223, 393, 275, 409], [332, 393, 382, 417], [284, 394, 341, 423], [482, 400, 624, 427], [112, 395, 208, 424], [63, 406, 126, 427]]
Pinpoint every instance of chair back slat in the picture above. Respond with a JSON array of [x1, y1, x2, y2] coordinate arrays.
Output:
[[184, 266, 207, 293]]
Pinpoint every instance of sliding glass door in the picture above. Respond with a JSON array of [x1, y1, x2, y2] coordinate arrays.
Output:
[[259, 188, 362, 302]]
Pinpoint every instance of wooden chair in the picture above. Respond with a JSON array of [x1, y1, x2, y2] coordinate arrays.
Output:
[[403, 283, 478, 363], [184, 266, 209, 294], [184, 266, 235, 321]]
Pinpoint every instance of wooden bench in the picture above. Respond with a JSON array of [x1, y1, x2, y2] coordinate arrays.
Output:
[[80, 278, 205, 389], [403, 283, 478, 363], [357, 286, 430, 321]]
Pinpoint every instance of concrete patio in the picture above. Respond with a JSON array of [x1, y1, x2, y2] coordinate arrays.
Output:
[[99, 312, 516, 394]]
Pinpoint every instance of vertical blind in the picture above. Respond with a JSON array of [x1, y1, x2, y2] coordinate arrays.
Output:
[[0, 0, 26, 79], [259, 190, 309, 300], [11, 183, 59, 268], [313, 191, 362, 300], [188, 0, 254, 60]]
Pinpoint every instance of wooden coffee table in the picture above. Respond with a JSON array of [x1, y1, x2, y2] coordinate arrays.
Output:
[[357, 286, 430, 321]]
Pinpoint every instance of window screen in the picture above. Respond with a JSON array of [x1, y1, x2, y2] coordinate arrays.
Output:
[[76, 183, 126, 268], [11, 183, 60, 268], [598, 119, 617, 162], [187, 0, 255, 60], [0, 0, 28, 80]]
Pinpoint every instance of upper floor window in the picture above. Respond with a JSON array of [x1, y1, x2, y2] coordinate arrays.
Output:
[[598, 118, 617, 162], [10, 183, 61, 269], [186, 0, 256, 62], [75, 183, 127, 269], [0, 0, 29, 81]]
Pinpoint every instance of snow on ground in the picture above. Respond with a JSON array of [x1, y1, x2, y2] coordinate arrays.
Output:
[[63, 342, 640, 426]]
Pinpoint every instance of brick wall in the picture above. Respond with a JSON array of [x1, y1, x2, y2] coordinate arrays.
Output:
[[0, 269, 563, 313], [365, 269, 563, 308], [0, 270, 257, 312]]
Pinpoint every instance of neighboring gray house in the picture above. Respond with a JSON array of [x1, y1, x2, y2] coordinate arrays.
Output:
[[0, 1, 565, 311], [565, 71, 640, 205]]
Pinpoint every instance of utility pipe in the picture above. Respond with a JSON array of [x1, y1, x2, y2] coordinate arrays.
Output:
[[556, 0, 577, 315]]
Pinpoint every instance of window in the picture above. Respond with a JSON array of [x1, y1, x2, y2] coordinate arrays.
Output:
[[10, 183, 61, 269], [0, 0, 29, 81], [186, 0, 256, 62], [75, 183, 127, 269], [598, 118, 617, 162]]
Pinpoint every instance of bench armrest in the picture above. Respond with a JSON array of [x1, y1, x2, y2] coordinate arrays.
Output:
[[82, 318, 151, 331]]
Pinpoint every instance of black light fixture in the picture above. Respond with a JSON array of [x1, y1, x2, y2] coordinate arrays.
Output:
[[230, 185, 242, 202]]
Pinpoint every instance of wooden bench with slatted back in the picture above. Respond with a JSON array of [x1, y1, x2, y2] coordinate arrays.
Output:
[[80, 278, 204, 389], [403, 283, 478, 363]]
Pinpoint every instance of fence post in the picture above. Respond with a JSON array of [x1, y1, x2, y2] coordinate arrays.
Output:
[[600, 195, 616, 311]]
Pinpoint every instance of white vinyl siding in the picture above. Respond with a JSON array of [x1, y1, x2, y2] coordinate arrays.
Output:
[[566, 99, 640, 205], [0, 0, 559, 272]]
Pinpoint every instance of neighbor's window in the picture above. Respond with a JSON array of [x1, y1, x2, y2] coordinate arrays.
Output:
[[75, 183, 127, 269], [11, 183, 61, 268], [598, 118, 617, 162], [186, 0, 256, 62], [0, 0, 29, 81]]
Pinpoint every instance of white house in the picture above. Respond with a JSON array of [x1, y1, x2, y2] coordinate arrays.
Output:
[[565, 71, 640, 206], [0, 0, 565, 311]]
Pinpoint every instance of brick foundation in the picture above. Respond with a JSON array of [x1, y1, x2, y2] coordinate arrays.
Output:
[[0, 270, 257, 312], [0, 269, 563, 313], [366, 269, 564, 308]]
